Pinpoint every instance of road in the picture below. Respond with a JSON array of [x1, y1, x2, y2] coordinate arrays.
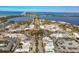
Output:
[[29, 35, 45, 53]]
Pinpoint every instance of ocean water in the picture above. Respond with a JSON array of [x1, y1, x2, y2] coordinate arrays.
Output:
[[0, 11, 79, 25], [0, 11, 22, 16]]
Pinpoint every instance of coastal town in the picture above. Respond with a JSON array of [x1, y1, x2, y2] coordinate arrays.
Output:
[[0, 13, 79, 53]]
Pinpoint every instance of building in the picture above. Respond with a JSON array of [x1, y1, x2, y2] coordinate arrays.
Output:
[[44, 24, 61, 31], [43, 36, 54, 52]]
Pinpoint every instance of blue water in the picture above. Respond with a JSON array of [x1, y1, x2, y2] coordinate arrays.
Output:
[[0, 11, 22, 16], [0, 11, 79, 25], [9, 16, 34, 22]]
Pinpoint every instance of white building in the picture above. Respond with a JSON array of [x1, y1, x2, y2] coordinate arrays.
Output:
[[43, 36, 54, 52], [29, 25, 34, 29], [44, 24, 61, 31], [73, 33, 79, 38], [14, 40, 30, 53]]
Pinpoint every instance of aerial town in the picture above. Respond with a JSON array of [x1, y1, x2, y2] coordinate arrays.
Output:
[[0, 13, 79, 53]]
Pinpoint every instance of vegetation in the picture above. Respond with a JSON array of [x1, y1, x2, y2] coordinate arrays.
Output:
[[42, 20, 53, 25], [0, 29, 5, 32], [27, 29, 44, 36], [0, 17, 8, 23]]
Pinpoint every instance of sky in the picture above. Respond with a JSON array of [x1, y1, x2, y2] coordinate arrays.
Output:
[[0, 6, 79, 12]]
